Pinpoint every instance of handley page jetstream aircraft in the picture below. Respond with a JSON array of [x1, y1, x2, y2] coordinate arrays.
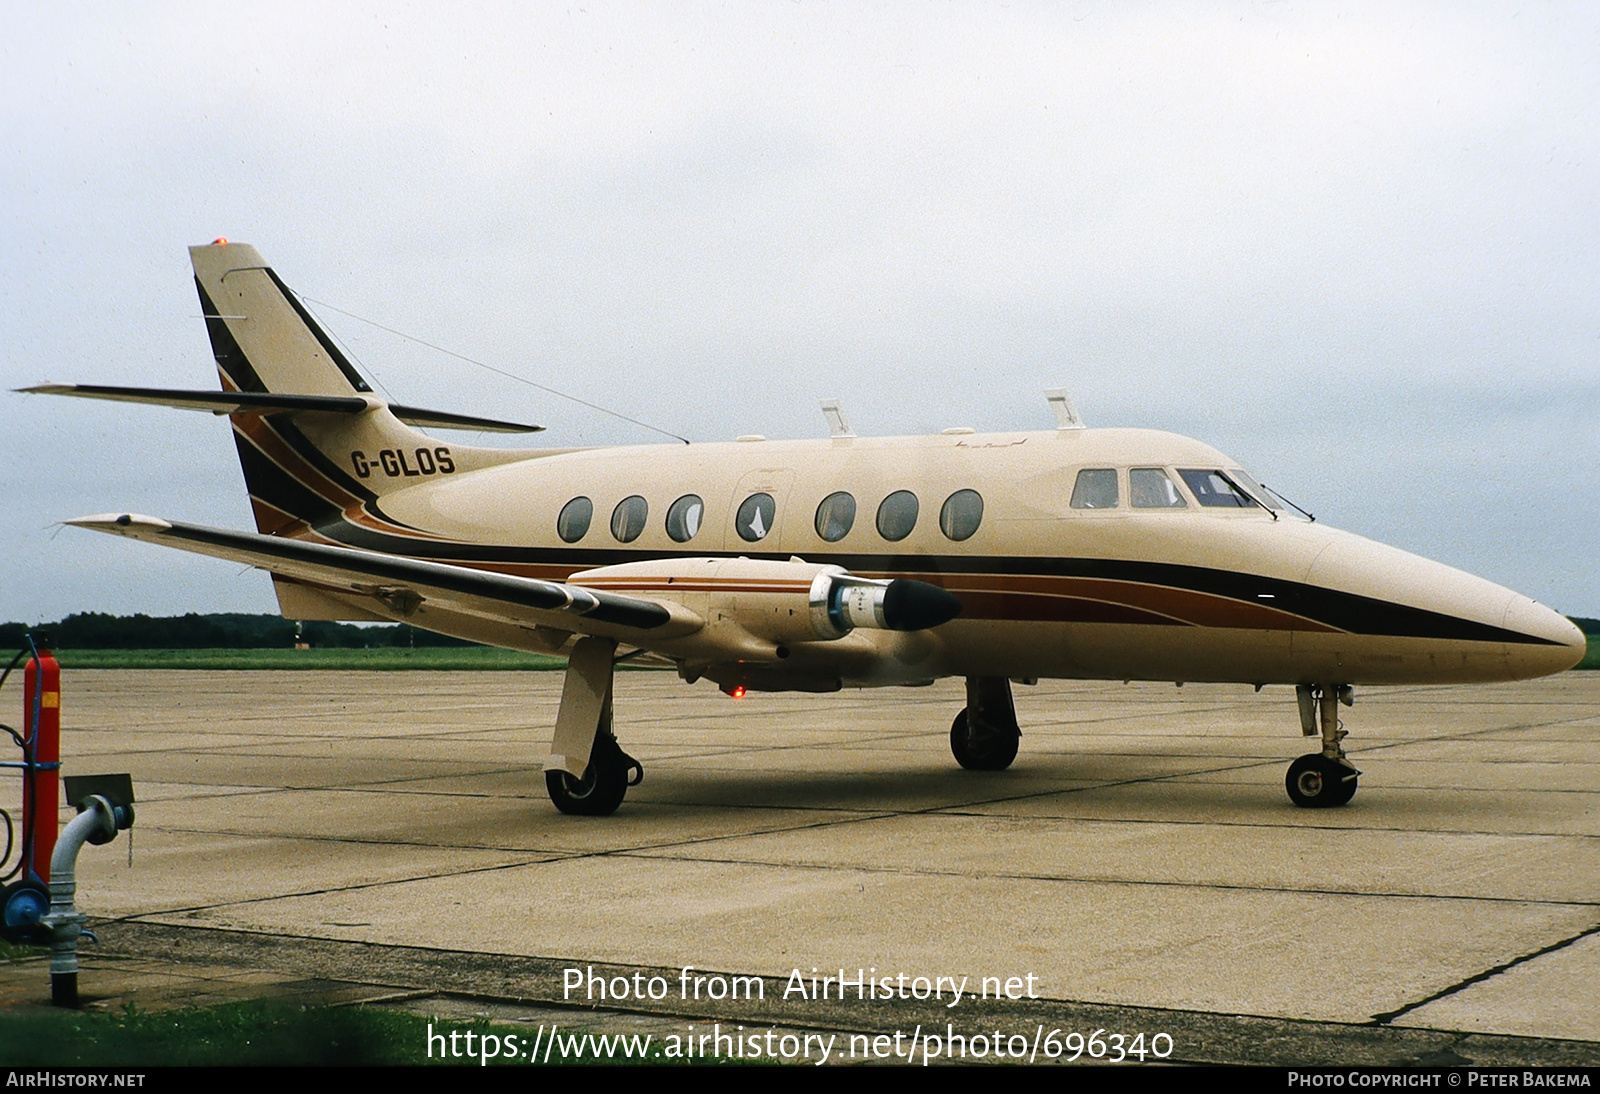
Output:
[[23, 241, 1585, 815]]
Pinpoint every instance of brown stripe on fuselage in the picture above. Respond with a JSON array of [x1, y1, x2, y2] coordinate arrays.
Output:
[[953, 590, 1190, 626], [339, 500, 450, 541], [931, 574, 1342, 632], [228, 412, 447, 541], [232, 413, 365, 512], [249, 497, 315, 539]]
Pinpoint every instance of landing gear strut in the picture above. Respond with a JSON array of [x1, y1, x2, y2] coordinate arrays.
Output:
[[544, 637, 643, 816], [1286, 683, 1359, 808], [950, 676, 1021, 770]]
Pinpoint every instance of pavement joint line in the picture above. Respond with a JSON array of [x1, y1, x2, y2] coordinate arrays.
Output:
[[925, 806, 1600, 840], [1370, 920, 1600, 1026], [108, 854, 591, 921], [102, 810, 927, 918], [1348, 721, 1600, 754], [603, 848, 1600, 908]]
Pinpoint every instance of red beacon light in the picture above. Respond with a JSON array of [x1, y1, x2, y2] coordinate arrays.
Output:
[[212, 237, 228, 245]]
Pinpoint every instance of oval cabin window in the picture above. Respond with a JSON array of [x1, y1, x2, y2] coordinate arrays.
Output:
[[939, 489, 983, 541], [876, 490, 919, 542], [610, 495, 648, 542], [557, 497, 593, 543], [814, 491, 856, 542], [665, 494, 704, 542], [736, 493, 776, 542]]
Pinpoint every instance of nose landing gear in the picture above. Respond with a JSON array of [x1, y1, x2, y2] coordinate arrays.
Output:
[[1286, 683, 1359, 808], [950, 676, 1021, 771]]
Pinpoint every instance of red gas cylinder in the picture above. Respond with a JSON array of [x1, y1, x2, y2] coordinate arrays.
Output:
[[21, 646, 61, 885]]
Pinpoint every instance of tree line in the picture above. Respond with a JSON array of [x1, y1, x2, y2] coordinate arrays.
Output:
[[0, 613, 477, 651]]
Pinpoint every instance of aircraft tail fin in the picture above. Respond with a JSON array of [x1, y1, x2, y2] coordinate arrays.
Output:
[[190, 240, 373, 399], [182, 241, 538, 539]]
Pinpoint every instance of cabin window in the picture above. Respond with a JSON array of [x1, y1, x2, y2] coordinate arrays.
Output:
[[939, 489, 983, 541], [610, 495, 648, 542], [1178, 469, 1259, 508], [557, 496, 593, 543], [665, 494, 704, 542], [1130, 468, 1186, 509], [815, 491, 856, 542], [876, 490, 919, 541], [1069, 469, 1118, 509], [736, 493, 776, 542]]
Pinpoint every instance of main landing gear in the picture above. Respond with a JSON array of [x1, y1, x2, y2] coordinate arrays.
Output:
[[1286, 683, 1359, 808], [950, 676, 1021, 770], [544, 637, 644, 816]]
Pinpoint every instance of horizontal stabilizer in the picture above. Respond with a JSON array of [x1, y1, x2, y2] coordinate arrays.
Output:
[[18, 384, 543, 434], [65, 514, 689, 634]]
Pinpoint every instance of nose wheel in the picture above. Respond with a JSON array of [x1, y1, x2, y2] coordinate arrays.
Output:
[[950, 709, 1020, 770], [949, 676, 1021, 770], [1286, 683, 1360, 808]]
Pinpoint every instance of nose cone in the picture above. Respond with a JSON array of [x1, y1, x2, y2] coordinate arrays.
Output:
[[1299, 528, 1586, 683], [1503, 596, 1588, 677]]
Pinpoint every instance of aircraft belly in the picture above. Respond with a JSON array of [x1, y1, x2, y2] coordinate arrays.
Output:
[[938, 620, 1297, 683], [1286, 630, 1514, 685]]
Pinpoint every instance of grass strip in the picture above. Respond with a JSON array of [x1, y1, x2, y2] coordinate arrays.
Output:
[[0, 999, 668, 1066], [1580, 636, 1600, 671]]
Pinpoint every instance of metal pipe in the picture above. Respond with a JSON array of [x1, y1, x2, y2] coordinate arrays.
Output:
[[43, 796, 116, 1008]]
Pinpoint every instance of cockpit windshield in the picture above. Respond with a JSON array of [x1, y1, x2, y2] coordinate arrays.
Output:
[[1177, 469, 1259, 508], [1225, 469, 1284, 511]]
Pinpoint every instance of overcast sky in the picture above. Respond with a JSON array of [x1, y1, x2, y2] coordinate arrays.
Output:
[[2, 2, 1596, 622]]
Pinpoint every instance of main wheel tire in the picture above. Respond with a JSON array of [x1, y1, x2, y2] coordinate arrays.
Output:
[[547, 737, 630, 815], [1286, 753, 1358, 808], [950, 708, 1020, 771]]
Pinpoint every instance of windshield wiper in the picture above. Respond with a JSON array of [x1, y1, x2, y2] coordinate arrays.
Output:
[[1260, 483, 1315, 523]]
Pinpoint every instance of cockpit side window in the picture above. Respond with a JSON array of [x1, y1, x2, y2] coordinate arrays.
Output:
[[1177, 469, 1259, 508], [1069, 468, 1119, 509], [1130, 468, 1187, 509]]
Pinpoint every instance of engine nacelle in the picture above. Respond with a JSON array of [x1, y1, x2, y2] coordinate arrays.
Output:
[[808, 569, 962, 639], [569, 557, 960, 652]]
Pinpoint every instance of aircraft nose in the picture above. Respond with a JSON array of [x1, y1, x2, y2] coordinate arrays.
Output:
[[1502, 595, 1588, 677]]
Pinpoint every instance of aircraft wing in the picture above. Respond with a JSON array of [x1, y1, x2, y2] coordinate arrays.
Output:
[[65, 514, 696, 637]]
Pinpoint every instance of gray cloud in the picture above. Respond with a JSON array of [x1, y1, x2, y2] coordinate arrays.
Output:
[[3, 2, 1595, 620]]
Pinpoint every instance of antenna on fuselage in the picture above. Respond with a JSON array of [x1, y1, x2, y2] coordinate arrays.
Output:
[[820, 399, 855, 438], [1044, 388, 1084, 430]]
